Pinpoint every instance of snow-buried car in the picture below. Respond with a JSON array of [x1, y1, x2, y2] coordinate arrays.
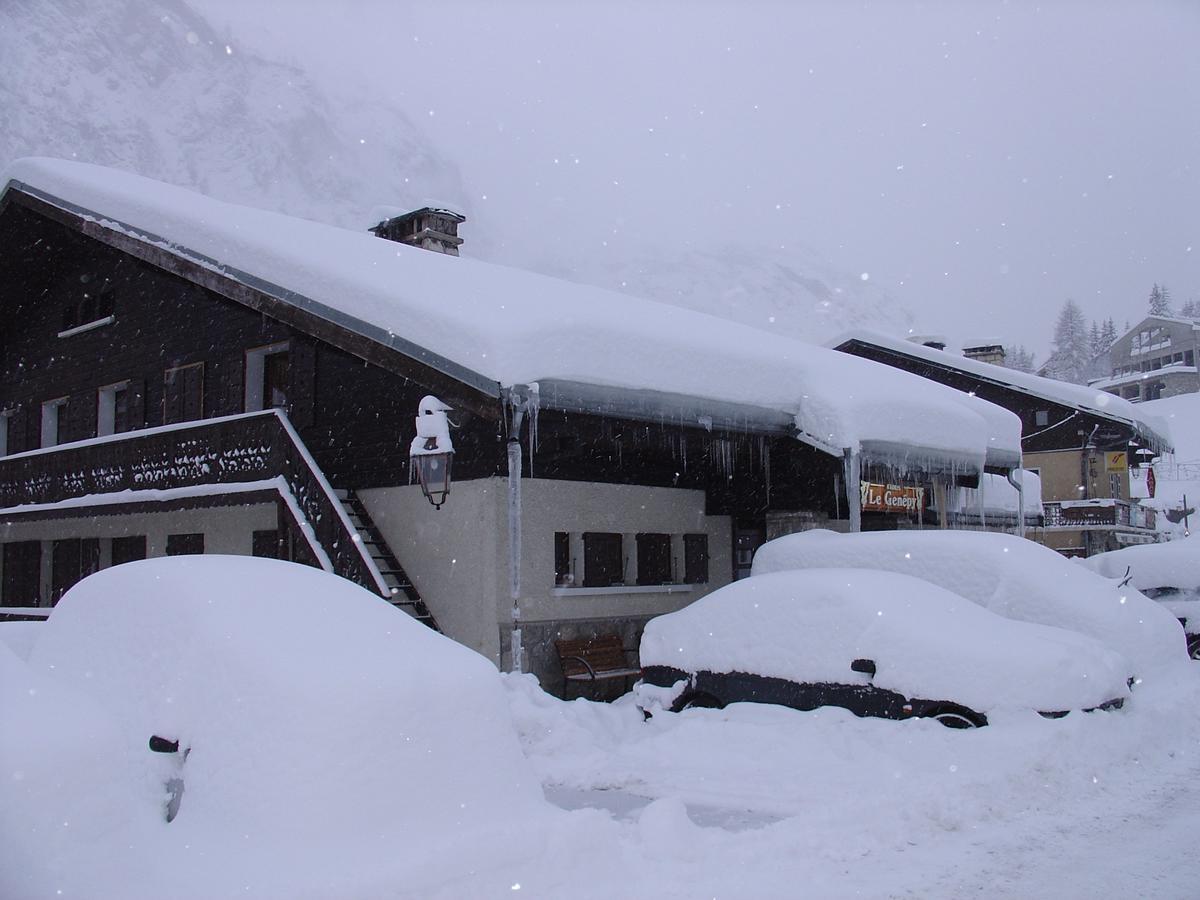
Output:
[[1083, 536, 1200, 660], [638, 569, 1133, 727], [751, 529, 1189, 680]]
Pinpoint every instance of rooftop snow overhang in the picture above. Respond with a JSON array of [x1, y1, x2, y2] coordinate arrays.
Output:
[[1, 177, 504, 402], [830, 331, 1174, 455], [0, 160, 1020, 478]]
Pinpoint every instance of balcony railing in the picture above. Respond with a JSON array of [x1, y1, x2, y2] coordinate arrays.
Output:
[[0, 410, 391, 598], [1043, 499, 1156, 530]]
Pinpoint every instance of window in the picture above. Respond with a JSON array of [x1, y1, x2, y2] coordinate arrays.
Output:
[[41, 397, 67, 448], [166, 532, 205, 556], [252, 530, 281, 559], [583, 532, 623, 587], [2, 541, 42, 607], [97, 381, 130, 437], [0, 410, 11, 457], [554, 531, 572, 585], [163, 363, 204, 424], [684, 534, 710, 584], [59, 282, 115, 337], [111, 535, 148, 566], [50, 538, 100, 605], [636, 533, 672, 585], [1034, 410, 1049, 427], [1109, 473, 1121, 500], [244, 343, 290, 412]]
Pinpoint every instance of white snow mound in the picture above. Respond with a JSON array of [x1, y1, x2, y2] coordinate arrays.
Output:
[[9, 556, 546, 898]]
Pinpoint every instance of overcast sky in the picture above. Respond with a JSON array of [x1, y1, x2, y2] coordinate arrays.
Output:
[[196, 0, 1199, 357]]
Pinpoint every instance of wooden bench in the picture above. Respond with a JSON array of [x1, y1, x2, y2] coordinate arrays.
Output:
[[555, 635, 641, 699]]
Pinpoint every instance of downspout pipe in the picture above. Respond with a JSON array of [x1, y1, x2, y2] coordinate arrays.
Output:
[[1006, 467, 1026, 539]]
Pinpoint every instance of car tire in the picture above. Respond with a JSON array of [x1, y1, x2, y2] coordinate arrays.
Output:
[[1188, 638, 1200, 661], [671, 690, 725, 713]]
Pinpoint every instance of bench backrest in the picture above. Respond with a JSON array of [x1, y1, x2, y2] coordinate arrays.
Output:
[[555, 634, 632, 676]]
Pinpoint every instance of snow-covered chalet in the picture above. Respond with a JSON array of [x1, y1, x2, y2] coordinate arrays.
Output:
[[0, 159, 1023, 689]]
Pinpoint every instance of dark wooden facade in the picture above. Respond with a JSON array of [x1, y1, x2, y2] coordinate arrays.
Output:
[[0, 186, 852, 595]]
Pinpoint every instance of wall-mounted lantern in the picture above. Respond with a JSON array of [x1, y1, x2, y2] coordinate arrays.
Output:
[[409, 395, 455, 509]]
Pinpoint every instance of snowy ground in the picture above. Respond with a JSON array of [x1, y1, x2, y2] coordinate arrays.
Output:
[[5, 557, 1199, 899], [504, 672, 1200, 899]]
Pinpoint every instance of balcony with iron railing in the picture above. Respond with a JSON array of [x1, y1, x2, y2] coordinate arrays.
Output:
[[0, 410, 391, 598]]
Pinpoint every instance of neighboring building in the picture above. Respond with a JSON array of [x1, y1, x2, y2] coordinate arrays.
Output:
[[1090, 315, 1200, 403], [0, 159, 1021, 691], [832, 330, 1173, 558]]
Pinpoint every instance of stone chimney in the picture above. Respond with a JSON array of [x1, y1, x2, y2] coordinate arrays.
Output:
[[962, 343, 1006, 365], [370, 208, 465, 256]]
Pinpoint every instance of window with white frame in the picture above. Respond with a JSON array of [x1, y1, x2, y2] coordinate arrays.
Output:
[[41, 397, 68, 448], [96, 381, 130, 437]]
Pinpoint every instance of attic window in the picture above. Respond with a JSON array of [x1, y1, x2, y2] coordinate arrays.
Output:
[[59, 284, 115, 337], [1034, 410, 1049, 427]]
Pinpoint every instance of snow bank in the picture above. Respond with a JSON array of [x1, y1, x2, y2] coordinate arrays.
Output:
[[1143, 393, 1200, 461], [0, 620, 43, 660], [1081, 535, 1200, 592], [2, 158, 1020, 471], [640, 569, 1130, 713], [751, 529, 1187, 679], [5, 556, 547, 898]]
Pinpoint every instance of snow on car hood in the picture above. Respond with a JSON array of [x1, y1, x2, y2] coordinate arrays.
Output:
[[641, 569, 1131, 713], [751, 529, 1188, 679]]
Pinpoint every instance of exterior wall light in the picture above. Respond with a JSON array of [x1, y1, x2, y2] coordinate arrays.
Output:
[[410, 395, 454, 509]]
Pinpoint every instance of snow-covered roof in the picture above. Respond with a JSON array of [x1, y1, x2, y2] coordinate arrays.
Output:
[[2, 158, 1022, 474], [830, 328, 1172, 451]]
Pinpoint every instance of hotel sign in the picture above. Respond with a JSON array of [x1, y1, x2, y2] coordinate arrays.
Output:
[[860, 482, 925, 514]]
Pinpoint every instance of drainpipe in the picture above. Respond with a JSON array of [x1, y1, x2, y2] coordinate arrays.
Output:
[[507, 397, 526, 674], [842, 449, 862, 533], [1006, 467, 1026, 539]]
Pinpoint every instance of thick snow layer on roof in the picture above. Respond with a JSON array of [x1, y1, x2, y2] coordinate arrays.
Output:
[[831, 328, 1172, 449], [1143, 393, 1200, 462], [1082, 536, 1200, 592], [2, 157, 1021, 469], [751, 529, 1187, 679], [640, 568, 1130, 712], [5, 556, 547, 898]]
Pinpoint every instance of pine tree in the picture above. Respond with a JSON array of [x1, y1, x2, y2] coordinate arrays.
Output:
[[1043, 299, 1091, 384], [1100, 317, 1118, 347], [1003, 345, 1036, 373], [1180, 299, 1199, 319], [1088, 320, 1103, 358], [1148, 283, 1173, 316]]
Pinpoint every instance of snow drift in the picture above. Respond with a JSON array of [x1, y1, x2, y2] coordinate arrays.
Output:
[[3, 556, 546, 899]]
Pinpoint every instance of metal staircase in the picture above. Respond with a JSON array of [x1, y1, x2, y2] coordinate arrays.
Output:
[[334, 489, 440, 631]]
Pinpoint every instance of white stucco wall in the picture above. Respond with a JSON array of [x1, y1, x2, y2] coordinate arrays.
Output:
[[360, 477, 732, 667]]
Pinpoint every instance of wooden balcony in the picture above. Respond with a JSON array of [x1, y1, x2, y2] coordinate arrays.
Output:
[[0, 410, 392, 598]]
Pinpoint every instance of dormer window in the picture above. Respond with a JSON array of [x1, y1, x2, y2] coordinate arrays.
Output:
[[59, 282, 115, 337]]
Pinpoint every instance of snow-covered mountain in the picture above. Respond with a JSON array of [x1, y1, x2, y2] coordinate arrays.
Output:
[[546, 244, 912, 345], [2, 0, 913, 345], [0, 0, 466, 228]]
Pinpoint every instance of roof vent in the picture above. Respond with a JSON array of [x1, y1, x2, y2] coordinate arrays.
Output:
[[370, 208, 465, 256]]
